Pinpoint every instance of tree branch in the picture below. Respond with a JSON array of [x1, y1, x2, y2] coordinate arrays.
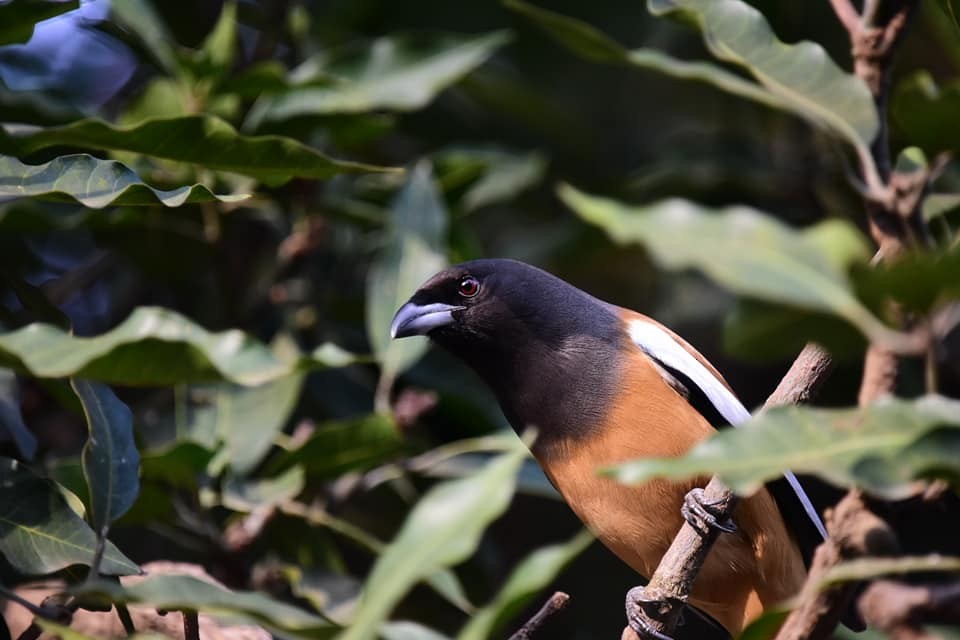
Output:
[[773, 490, 898, 640], [621, 343, 834, 639]]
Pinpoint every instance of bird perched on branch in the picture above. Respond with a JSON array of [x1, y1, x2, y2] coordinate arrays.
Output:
[[390, 258, 830, 637]]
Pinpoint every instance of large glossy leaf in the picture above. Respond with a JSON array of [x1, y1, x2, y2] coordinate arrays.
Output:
[[0, 115, 391, 184], [74, 574, 336, 639], [0, 306, 357, 386], [0, 154, 247, 208], [610, 395, 960, 500], [340, 445, 527, 640], [893, 72, 960, 154], [73, 380, 140, 530], [508, 0, 876, 150], [0, 368, 36, 459], [0, 458, 139, 575], [246, 31, 510, 125], [560, 185, 895, 344], [648, 0, 878, 148], [0, 0, 79, 46], [366, 161, 448, 392], [505, 0, 786, 111], [457, 529, 593, 640]]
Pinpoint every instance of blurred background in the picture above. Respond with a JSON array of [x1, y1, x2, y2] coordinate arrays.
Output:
[[2, 0, 959, 637]]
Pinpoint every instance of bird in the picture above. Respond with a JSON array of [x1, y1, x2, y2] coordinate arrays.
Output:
[[390, 258, 830, 637]]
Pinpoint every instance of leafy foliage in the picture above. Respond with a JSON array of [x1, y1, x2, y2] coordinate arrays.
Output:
[[75, 574, 336, 638], [341, 446, 526, 640], [0, 154, 247, 208], [0, 306, 355, 386], [247, 31, 511, 123], [74, 379, 140, 530], [0, 459, 138, 575], [0, 115, 390, 183], [0, 0, 958, 638], [610, 396, 960, 500]]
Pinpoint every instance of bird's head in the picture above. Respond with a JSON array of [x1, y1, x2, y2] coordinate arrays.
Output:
[[390, 258, 623, 439], [390, 258, 525, 348], [391, 257, 619, 369]]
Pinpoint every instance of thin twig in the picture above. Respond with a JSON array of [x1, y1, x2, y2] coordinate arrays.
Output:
[[829, 0, 861, 32], [116, 603, 137, 636], [508, 592, 570, 640], [0, 586, 64, 621], [86, 526, 109, 583]]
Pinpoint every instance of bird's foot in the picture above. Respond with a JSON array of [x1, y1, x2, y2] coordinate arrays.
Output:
[[681, 487, 737, 536], [625, 586, 682, 640]]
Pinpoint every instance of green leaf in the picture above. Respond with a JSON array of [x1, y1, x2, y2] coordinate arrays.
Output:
[[853, 248, 960, 314], [267, 414, 402, 479], [246, 31, 510, 125], [609, 395, 960, 501], [0, 0, 79, 46], [366, 161, 448, 387], [506, 0, 876, 153], [559, 185, 894, 345], [109, 0, 178, 74], [216, 373, 305, 475], [647, 0, 878, 148], [458, 529, 593, 640], [0, 368, 37, 459], [200, 1, 236, 71], [72, 380, 140, 530], [0, 154, 248, 208], [505, 0, 789, 113], [0, 458, 139, 576], [0, 306, 357, 386], [0, 115, 393, 184], [74, 574, 336, 638], [340, 445, 527, 640], [893, 72, 960, 155]]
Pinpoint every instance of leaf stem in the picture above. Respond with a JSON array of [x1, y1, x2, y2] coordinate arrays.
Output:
[[116, 603, 137, 636]]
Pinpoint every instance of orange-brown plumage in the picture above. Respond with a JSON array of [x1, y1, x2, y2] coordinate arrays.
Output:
[[391, 259, 819, 636], [533, 309, 806, 633]]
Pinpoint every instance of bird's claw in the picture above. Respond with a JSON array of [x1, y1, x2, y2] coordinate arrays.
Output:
[[681, 487, 738, 537], [625, 586, 680, 640]]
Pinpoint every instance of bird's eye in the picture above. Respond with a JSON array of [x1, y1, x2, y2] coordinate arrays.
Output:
[[457, 275, 481, 298]]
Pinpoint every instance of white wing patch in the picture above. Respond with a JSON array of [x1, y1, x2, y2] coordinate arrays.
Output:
[[627, 319, 829, 541]]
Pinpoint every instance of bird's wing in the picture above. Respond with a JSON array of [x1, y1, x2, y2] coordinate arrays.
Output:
[[623, 313, 829, 541]]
